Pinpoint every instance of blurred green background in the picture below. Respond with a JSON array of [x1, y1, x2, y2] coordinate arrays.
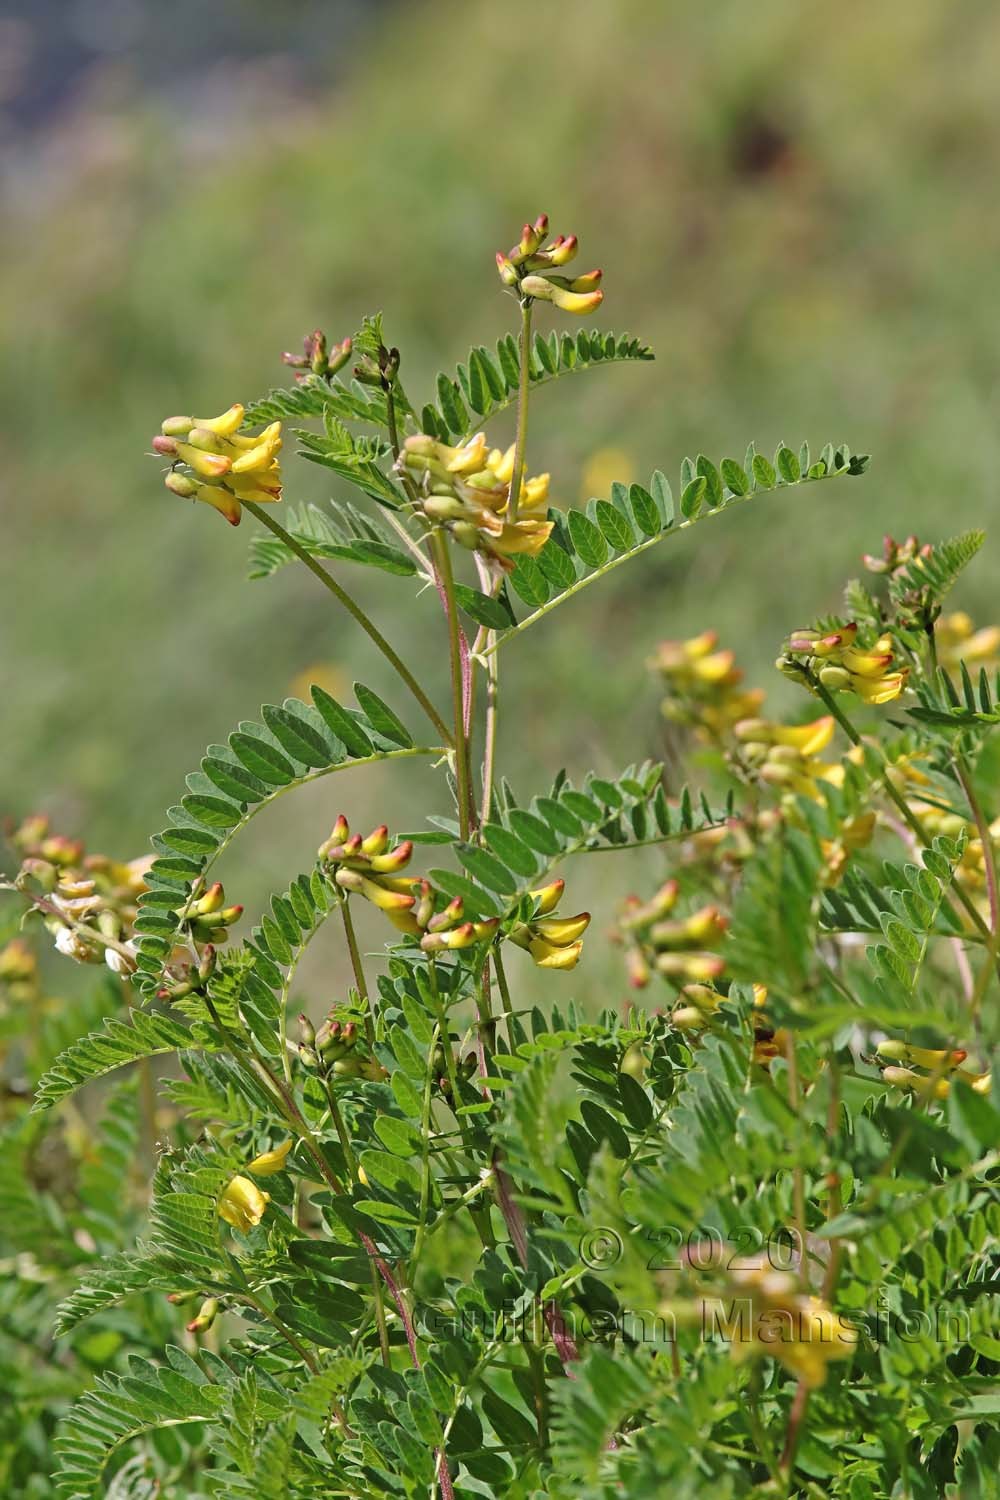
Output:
[[4, 0, 999, 996]]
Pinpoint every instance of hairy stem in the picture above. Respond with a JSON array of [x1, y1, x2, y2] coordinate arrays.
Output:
[[242, 500, 451, 746], [506, 299, 533, 525], [432, 530, 476, 837], [340, 898, 375, 1048]]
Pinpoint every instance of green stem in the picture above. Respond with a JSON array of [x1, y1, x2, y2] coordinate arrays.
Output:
[[493, 948, 517, 1047], [242, 500, 451, 746], [481, 647, 500, 826], [431, 530, 475, 838], [242, 1292, 320, 1376], [506, 300, 533, 525], [410, 1021, 441, 1265], [340, 898, 375, 1048]]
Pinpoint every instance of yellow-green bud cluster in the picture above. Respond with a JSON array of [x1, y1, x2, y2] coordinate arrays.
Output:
[[174, 881, 243, 945], [778, 623, 908, 705], [280, 329, 352, 382], [616, 879, 727, 997], [733, 714, 843, 801], [10, 814, 150, 977], [861, 532, 931, 577], [649, 631, 765, 742], [496, 215, 604, 316], [152, 403, 283, 526], [295, 1008, 386, 1083], [401, 432, 554, 569], [876, 1038, 990, 1099], [318, 819, 589, 970]]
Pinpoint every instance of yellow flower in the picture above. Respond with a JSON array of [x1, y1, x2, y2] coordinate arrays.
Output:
[[153, 406, 283, 526], [247, 1139, 293, 1176], [218, 1175, 270, 1233], [735, 715, 844, 801], [652, 632, 765, 742], [937, 611, 1000, 672], [725, 1269, 856, 1388]]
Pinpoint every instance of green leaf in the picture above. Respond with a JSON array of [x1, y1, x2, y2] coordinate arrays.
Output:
[[34, 1014, 200, 1110], [628, 483, 661, 537], [310, 685, 373, 757], [567, 509, 608, 569], [229, 732, 296, 785], [453, 584, 515, 631], [353, 683, 413, 747], [424, 329, 654, 436], [594, 500, 634, 553], [262, 703, 332, 768]]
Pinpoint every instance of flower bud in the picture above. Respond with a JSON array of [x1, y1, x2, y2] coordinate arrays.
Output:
[[186, 1297, 219, 1334], [496, 252, 520, 287], [161, 415, 195, 437], [15, 857, 59, 894], [247, 1138, 293, 1175], [530, 879, 565, 916]]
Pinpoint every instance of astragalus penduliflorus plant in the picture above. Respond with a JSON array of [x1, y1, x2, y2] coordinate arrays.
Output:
[[4, 216, 999, 1500]]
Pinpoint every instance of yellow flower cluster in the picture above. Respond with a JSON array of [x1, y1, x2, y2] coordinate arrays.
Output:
[[936, 611, 1000, 673], [402, 432, 553, 567], [724, 1264, 856, 1388], [780, 623, 908, 705], [507, 879, 591, 970], [152, 403, 283, 526], [650, 631, 765, 742], [877, 1039, 991, 1099], [318, 818, 589, 970], [733, 715, 843, 800], [672, 1243, 856, 1389], [496, 215, 604, 316], [617, 879, 728, 994]]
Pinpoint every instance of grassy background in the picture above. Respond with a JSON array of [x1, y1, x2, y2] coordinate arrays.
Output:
[[4, 0, 999, 1001]]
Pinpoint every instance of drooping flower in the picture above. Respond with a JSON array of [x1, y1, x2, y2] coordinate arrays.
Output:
[[247, 1139, 293, 1176], [217, 1175, 270, 1234], [152, 404, 283, 526]]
